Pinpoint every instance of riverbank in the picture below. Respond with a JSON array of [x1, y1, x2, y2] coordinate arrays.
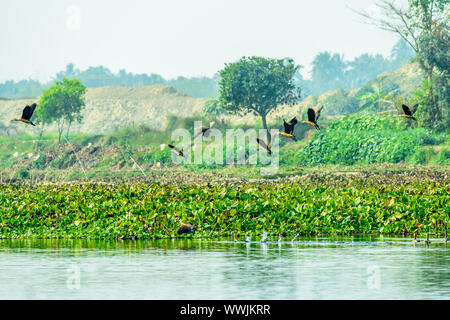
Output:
[[0, 171, 448, 239]]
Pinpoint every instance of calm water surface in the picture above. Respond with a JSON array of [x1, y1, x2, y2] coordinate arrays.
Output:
[[0, 236, 449, 299]]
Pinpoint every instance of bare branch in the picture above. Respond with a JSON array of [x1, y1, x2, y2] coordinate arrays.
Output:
[[351, 0, 419, 53]]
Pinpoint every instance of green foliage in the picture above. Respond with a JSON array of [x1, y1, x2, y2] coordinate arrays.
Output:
[[16, 168, 29, 179], [134, 149, 172, 166], [58, 64, 218, 97], [37, 78, 87, 143], [169, 76, 218, 98], [0, 64, 220, 99], [323, 88, 360, 115], [31, 153, 46, 170], [0, 179, 447, 239], [436, 148, 450, 164], [412, 77, 450, 132], [307, 39, 414, 94], [389, 38, 416, 67], [297, 114, 442, 166], [202, 99, 227, 118], [356, 77, 399, 112], [219, 56, 301, 134], [0, 80, 45, 99], [382, 0, 449, 132], [310, 52, 346, 93]]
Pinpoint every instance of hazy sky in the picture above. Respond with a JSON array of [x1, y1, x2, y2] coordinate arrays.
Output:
[[0, 0, 402, 82]]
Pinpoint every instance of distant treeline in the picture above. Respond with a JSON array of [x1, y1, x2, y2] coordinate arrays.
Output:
[[0, 67, 218, 99], [297, 39, 415, 97], [0, 39, 413, 99]]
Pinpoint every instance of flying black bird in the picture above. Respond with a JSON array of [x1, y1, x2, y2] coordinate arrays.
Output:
[[168, 143, 194, 158], [256, 138, 272, 155], [193, 127, 211, 139], [281, 117, 298, 140], [401, 104, 419, 121], [302, 106, 323, 130], [13, 103, 37, 126], [177, 223, 195, 235]]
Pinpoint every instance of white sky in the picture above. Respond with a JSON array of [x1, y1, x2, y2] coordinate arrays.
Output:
[[0, 0, 403, 82]]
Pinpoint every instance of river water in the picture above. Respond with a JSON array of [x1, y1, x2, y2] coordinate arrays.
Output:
[[0, 236, 448, 299]]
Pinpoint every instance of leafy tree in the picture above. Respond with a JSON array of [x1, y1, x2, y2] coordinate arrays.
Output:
[[218, 56, 301, 141], [389, 38, 416, 67], [202, 99, 227, 118], [323, 88, 360, 115], [293, 71, 312, 99], [37, 78, 87, 143], [355, 0, 449, 131], [55, 63, 79, 81], [346, 54, 392, 89], [310, 52, 347, 93], [0, 79, 45, 98], [169, 76, 218, 98], [78, 66, 116, 87], [357, 77, 399, 112]]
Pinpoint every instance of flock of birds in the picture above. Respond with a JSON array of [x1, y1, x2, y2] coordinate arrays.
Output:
[[12, 101, 443, 244], [165, 106, 326, 157], [167, 106, 325, 157], [172, 103, 446, 245], [166, 103, 420, 157]]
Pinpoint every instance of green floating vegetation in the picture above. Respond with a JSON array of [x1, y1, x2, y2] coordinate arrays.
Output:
[[0, 176, 448, 239]]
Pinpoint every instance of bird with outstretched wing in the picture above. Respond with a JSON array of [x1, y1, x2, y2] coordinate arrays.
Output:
[[168, 143, 195, 158], [302, 107, 322, 130], [13, 103, 37, 126], [193, 127, 211, 140], [256, 138, 272, 155], [401, 104, 419, 121], [281, 117, 298, 140]]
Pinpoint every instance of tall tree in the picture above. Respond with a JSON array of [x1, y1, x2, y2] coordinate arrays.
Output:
[[55, 63, 79, 81], [355, 0, 449, 130], [218, 56, 301, 142], [37, 78, 87, 143], [310, 52, 347, 93], [389, 38, 416, 67], [346, 53, 391, 89]]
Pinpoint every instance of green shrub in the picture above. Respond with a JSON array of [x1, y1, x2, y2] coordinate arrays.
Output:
[[31, 153, 46, 170], [17, 168, 30, 179], [296, 114, 444, 166], [435, 149, 450, 165]]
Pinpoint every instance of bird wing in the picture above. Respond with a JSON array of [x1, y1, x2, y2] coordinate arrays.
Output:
[[29, 103, 37, 117], [315, 106, 324, 121], [307, 108, 316, 123], [402, 104, 412, 116], [21, 105, 31, 120], [257, 138, 269, 152], [202, 127, 210, 137], [192, 129, 203, 140], [193, 127, 210, 139], [289, 117, 298, 126], [283, 120, 292, 134], [182, 142, 195, 152], [410, 104, 419, 114], [168, 144, 182, 155]]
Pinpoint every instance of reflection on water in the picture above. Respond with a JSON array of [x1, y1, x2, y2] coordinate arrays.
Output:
[[0, 236, 449, 299]]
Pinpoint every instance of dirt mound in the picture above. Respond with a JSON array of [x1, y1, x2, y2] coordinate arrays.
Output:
[[0, 85, 208, 135]]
